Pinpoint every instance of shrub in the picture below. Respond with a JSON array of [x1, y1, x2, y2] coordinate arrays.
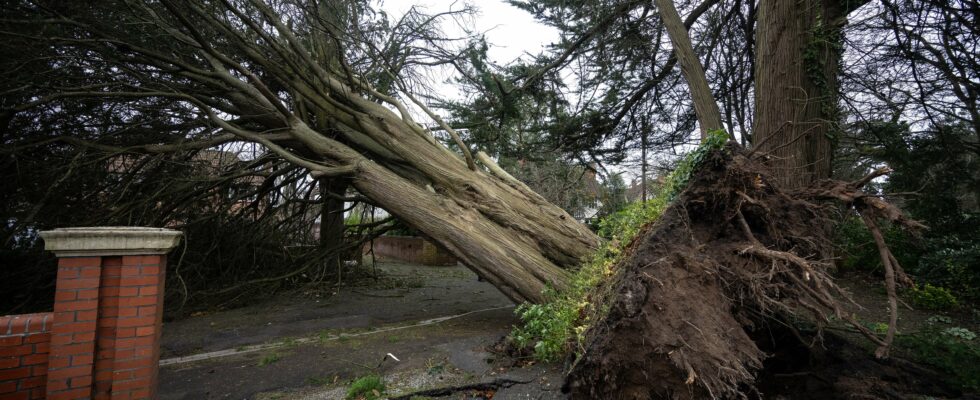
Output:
[[346, 374, 385, 400], [908, 283, 958, 310]]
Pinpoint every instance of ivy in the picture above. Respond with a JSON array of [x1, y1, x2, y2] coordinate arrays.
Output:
[[512, 129, 730, 361]]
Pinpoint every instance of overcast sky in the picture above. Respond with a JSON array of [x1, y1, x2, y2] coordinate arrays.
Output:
[[379, 0, 558, 65]]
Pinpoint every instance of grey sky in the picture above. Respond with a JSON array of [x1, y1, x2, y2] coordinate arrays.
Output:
[[379, 0, 558, 65]]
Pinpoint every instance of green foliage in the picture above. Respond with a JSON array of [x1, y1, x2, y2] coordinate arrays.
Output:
[[512, 130, 730, 362], [908, 284, 958, 310], [346, 375, 385, 400], [597, 197, 668, 241], [659, 129, 729, 202], [257, 353, 280, 367], [870, 322, 891, 335], [836, 121, 980, 302], [897, 329, 980, 391], [942, 327, 976, 341]]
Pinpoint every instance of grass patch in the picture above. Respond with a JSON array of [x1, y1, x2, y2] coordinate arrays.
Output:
[[257, 352, 280, 367], [346, 374, 385, 400], [511, 130, 729, 362]]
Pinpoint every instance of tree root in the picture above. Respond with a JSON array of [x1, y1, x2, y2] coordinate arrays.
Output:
[[565, 143, 923, 399]]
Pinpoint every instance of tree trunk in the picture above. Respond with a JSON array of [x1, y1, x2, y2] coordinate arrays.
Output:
[[752, 0, 852, 188], [654, 0, 724, 140], [319, 177, 348, 272]]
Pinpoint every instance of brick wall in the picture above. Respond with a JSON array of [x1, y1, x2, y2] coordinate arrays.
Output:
[[367, 236, 458, 266], [0, 313, 52, 400], [1, 227, 179, 400]]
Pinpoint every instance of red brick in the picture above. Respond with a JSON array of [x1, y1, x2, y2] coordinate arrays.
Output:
[[0, 391, 29, 400], [118, 308, 139, 318], [55, 268, 78, 280], [130, 387, 151, 399], [117, 287, 138, 297], [46, 356, 70, 369], [139, 265, 160, 275], [134, 327, 154, 337], [54, 291, 77, 302], [29, 388, 44, 399], [101, 257, 123, 267], [113, 337, 153, 350], [0, 337, 22, 347], [0, 346, 30, 358], [132, 347, 153, 359], [56, 300, 98, 312], [49, 343, 93, 357], [70, 354, 93, 367], [69, 375, 91, 388], [117, 297, 155, 308], [78, 267, 101, 278], [20, 354, 47, 366], [75, 310, 97, 323], [33, 342, 48, 354], [51, 321, 96, 334], [96, 338, 114, 350], [58, 257, 101, 268], [46, 387, 90, 400], [110, 370, 133, 381], [120, 277, 157, 286], [110, 357, 155, 371], [136, 286, 158, 296], [19, 377, 44, 389], [24, 333, 50, 344], [55, 278, 100, 291], [99, 297, 120, 308], [112, 350, 133, 360], [30, 364, 46, 377], [46, 365, 89, 380], [115, 328, 136, 338], [122, 255, 160, 266], [0, 357, 19, 369], [70, 332, 95, 343], [46, 378, 69, 392], [94, 369, 112, 381], [100, 274, 121, 286], [76, 289, 98, 300], [0, 367, 30, 380], [110, 376, 150, 391], [0, 381, 16, 394]]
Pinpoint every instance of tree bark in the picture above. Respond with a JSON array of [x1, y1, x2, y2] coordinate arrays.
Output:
[[654, 0, 724, 140], [319, 177, 349, 271], [752, 0, 854, 188]]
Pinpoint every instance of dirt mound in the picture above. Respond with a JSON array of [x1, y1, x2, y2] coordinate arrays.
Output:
[[564, 143, 927, 399]]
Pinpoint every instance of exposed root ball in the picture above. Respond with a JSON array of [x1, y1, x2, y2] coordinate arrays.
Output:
[[564, 143, 917, 399]]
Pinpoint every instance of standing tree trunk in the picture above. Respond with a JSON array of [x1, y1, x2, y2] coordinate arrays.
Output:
[[319, 177, 349, 273], [752, 0, 861, 188]]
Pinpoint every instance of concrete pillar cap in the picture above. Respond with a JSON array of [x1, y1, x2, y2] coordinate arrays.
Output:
[[40, 227, 182, 257]]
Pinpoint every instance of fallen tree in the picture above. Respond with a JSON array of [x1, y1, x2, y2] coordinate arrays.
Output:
[[564, 142, 923, 398], [0, 0, 599, 303]]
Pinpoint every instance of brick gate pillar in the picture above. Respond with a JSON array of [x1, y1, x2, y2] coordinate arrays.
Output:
[[40, 228, 181, 400]]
